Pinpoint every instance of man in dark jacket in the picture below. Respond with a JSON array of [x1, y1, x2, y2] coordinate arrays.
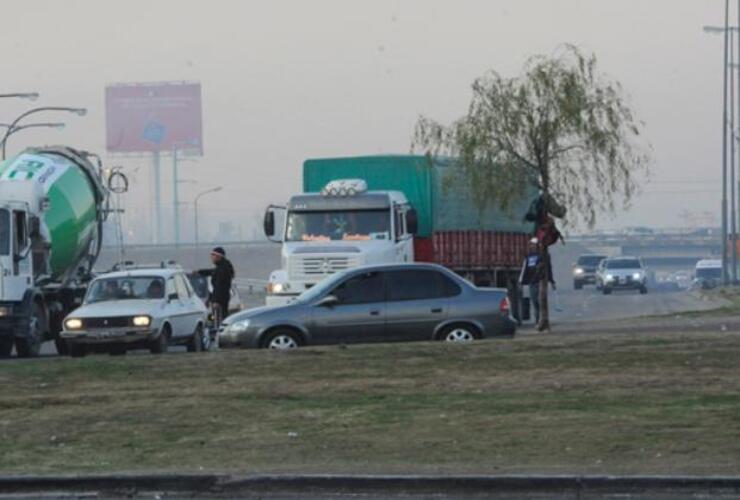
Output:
[[209, 247, 235, 333], [518, 238, 555, 324]]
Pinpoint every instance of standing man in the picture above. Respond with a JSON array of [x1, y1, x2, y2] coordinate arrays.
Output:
[[518, 238, 555, 326], [209, 247, 235, 344]]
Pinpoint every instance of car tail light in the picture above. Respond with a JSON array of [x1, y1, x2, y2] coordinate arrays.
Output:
[[499, 297, 510, 314]]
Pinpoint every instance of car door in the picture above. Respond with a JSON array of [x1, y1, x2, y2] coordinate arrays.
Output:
[[163, 276, 185, 337], [173, 273, 200, 337], [310, 270, 387, 344], [385, 269, 460, 341]]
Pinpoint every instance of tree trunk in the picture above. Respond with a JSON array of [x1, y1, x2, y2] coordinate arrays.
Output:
[[537, 246, 550, 332]]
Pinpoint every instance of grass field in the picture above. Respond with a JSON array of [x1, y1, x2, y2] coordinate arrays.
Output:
[[1, 330, 740, 475]]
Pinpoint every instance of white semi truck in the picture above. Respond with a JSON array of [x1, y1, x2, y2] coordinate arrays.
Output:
[[263, 179, 418, 306]]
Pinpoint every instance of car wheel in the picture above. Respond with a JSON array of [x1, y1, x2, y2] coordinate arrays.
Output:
[[187, 324, 204, 353], [15, 302, 46, 358], [574, 280, 583, 290], [639, 286, 648, 295], [54, 335, 68, 356], [262, 330, 301, 350], [68, 342, 87, 358], [440, 325, 478, 343], [149, 325, 170, 354], [603, 287, 612, 295], [0, 335, 13, 357]]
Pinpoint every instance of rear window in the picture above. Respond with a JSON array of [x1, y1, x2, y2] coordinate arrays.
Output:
[[605, 259, 641, 269], [387, 270, 461, 301]]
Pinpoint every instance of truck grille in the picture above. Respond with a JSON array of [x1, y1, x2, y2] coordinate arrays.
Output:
[[83, 317, 131, 329], [289, 255, 360, 280]]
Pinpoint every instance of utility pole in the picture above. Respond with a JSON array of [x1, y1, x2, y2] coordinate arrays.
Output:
[[731, 29, 738, 282], [723, 0, 730, 285], [152, 151, 162, 245]]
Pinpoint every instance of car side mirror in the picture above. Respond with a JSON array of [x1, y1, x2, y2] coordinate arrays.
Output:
[[406, 209, 418, 235], [316, 295, 339, 308], [167, 293, 179, 302], [263, 210, 275, 238]]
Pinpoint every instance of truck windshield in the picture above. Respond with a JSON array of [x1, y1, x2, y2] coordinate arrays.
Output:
[[0, 209, 9, 255], [86, 277, 165, 303], [696, 267, 722, 280], [285, 209, 391, 242]]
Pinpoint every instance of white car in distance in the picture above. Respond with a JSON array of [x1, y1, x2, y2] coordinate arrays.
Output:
[[61, 268, 209, 357]]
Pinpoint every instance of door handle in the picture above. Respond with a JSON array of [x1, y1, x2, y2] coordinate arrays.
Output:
[[431, 308, 443, 313], [370, 310, 380, 316]]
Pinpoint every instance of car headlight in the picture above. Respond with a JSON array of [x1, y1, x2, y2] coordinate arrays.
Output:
[[65, 318, 83, 330], [226, 320, 250, 334], [0, 306, 11, 317], [574, 267, 584, 275], [132, 315, 151, 327], [268, 282, 290, 294], [632, 272, 643, 280], [605, 274, 614, 281]]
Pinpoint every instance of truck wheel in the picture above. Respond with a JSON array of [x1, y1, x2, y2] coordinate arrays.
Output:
[[149, 325, 170, 354], [0, 337, 13, 357], [15, 303, 46, 358], [187, 324, 204, 353], [68, 342, 86, 358]]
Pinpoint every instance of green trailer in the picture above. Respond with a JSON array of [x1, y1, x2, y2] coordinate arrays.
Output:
[[303, 155, 533, 287]]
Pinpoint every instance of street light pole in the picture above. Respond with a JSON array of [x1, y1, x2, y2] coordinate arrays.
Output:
[[731, 30, 737, 282], [724, 0, 731, 286], [0, 93, 39, 101], [171, 141, 199, 246], [0, 106, 86, 160], [0, 122, 65, 154], [194, 186, 222, 247]]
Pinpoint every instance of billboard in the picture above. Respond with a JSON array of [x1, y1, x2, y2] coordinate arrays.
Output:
[[105, 82, 203, 154]]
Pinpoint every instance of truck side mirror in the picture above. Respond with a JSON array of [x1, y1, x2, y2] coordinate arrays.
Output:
[[406, 209, 418, 235], [263, 210, 275, 238]]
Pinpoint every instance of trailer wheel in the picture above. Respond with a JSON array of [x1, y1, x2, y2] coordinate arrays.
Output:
[[15, 302, 46, 358]]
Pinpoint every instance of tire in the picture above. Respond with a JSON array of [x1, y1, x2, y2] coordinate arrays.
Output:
[[0, 336, 13, 357], [261, 329, 301, 350], [187, 324, 204, 353], [574, 280, 583, 290], [149, 325, 170, 354], [639, 286, 648, 295], [68, 342, 87, 358], [15, 302, 47, 358], [602, 287, 612, 295], [54, 336, 68, 356], [439, 324, 479, 343]]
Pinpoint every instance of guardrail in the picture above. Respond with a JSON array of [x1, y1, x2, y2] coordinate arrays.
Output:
[[234, 278, 268, 295]]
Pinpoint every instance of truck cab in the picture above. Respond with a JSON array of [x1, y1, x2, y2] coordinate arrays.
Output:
[[264, 179, 417, 306]]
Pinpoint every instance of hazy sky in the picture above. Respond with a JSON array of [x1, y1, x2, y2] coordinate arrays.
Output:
[[0, 0, 728, 240]]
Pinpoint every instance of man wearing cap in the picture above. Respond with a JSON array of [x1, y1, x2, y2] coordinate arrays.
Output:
[[518, 238, 555, 326], [209, 247, 235, 336]]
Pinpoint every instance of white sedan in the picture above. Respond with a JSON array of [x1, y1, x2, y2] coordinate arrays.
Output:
[[61, 268, 208, 357]]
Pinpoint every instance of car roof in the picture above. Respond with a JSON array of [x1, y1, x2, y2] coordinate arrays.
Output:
[[605, 256, 640, 261], [342, 262, 460, 276], [93, 268, 184, 280], [696, 259, 722, 268]]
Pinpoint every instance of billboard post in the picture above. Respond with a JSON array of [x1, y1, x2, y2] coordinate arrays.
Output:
[[105, 82, 202, 244]]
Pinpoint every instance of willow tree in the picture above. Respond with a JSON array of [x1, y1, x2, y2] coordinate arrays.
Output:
[[413, 45, 649, 331]]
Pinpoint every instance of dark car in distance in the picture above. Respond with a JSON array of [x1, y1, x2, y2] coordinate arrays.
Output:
[[573, 254, 608, 289], [220, 263, 516, 349]]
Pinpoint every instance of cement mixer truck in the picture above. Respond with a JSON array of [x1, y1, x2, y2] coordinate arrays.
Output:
[[0, 146, 108, 358]]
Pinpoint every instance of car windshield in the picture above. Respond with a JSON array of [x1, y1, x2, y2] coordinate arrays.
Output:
[[577, 256, 605, 266], [696, 267, 722, 280], [606, 259, 641, 269], [86, 276, 165, 303], [285, 209, 390, 242], [294, 269, 353, 304]]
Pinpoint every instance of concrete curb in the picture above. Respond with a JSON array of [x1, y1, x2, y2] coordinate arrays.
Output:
[[1, 474, 740, 496]]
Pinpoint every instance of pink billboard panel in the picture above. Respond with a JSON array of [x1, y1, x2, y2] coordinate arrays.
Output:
[[105, 82, 203, 153]]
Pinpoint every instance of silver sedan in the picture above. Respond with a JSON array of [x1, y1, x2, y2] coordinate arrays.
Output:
[[220, 263, 516, 349]]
